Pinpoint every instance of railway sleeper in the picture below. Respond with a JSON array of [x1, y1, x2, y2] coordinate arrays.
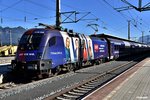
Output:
[[56, 96, 71, 100], [77, 87, 91, 91], [73, 89, 88, 93], [87, 80, 100, 84], [68, 91, 83, 96], [63, 93, 79, 98], [84, 83, 98, 87], [81, 85, 95, 89], [89, 80, 99, 83]]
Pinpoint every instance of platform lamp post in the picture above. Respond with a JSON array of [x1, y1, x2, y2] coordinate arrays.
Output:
[[147, 36, 149, 44], [142, 31, 144, 43], [128, 20, 131, 40], [9, 30, 12, 45], [0, 31, 2, 46], [148, 31, 150, 44]]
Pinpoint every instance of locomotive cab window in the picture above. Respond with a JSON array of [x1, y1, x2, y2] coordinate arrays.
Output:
[[100, 39, 105, 41], [49, 37, 56, 47], [18, 33, 44, 50]]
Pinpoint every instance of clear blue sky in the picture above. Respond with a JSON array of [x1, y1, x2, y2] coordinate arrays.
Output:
[[0, 0, 150, 40]]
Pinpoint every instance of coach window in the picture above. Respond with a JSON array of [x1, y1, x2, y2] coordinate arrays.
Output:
[[49, 37, 56, 47]]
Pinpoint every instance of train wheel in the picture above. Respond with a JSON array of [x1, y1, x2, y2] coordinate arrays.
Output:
[[67, 64, 74, 72], [48, 69, 53, 77], [77, 62, 82, 69], [94, 59, 101, 65], [42, 69, 52, 78], [98, 59, 102, 64], [91, 60, 95, 66], [73, 63, 77, 72], [73, 62, 80, 70], [53, 66, 61, 76], [37, 74, 43, 79]]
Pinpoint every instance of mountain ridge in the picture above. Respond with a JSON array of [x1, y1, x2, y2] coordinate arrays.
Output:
[[0, 26, 26, 45]]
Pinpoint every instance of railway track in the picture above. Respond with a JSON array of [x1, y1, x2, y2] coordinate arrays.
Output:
[[0, 55, 147, 100], [45, 56, 145, 100]]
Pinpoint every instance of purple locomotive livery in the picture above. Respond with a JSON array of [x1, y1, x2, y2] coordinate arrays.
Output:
[[11, 28, 150, 76], [11, 28, 109, 76]]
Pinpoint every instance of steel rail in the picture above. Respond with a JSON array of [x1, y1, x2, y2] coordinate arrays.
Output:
[[45, 56, 145, 100]]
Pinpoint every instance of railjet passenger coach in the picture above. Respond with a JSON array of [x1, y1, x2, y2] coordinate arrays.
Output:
[[11, 26, 150, 76]]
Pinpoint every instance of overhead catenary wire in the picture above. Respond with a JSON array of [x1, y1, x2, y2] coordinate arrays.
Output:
[[0, 0, 117, 33], [101, 0, 144, 33], [126, 10, 149, 33], [0, 0, 148, 36], [25, 0, 56, 12], [52, 0, 119, 34], [0, 0, 23, 12], [0, 4, 48, 18], [129, 10, 150, 32], [0, 0, 56, 25], [94, 0, 128, 34], [114, 0, 150, 32]]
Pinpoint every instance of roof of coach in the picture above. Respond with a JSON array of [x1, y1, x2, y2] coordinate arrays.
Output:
[[90, 33, 142, 44]]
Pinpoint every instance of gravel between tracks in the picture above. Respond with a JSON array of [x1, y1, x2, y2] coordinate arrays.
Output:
[[0, 60, 130, 100]]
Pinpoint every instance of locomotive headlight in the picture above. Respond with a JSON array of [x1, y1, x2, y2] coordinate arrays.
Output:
[[34, 64, 37, 70], [37, 52, 42, 59]]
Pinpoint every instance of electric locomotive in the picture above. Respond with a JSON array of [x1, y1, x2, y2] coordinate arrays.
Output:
[[11, 27, 108, 76]]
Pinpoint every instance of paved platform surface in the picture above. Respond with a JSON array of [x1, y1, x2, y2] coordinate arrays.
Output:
[[104, 57, 150, 100], [83, 57, 150, 100]]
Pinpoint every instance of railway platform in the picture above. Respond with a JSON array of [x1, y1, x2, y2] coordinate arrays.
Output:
[[83, 57, 150, 100]]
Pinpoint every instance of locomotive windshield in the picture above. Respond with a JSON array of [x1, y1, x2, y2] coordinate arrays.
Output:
[[18, 34, 43, 50]]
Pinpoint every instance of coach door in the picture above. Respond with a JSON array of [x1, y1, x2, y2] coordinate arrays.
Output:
[[78, 34, 85, 61], [109, 42, 114, 60]]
